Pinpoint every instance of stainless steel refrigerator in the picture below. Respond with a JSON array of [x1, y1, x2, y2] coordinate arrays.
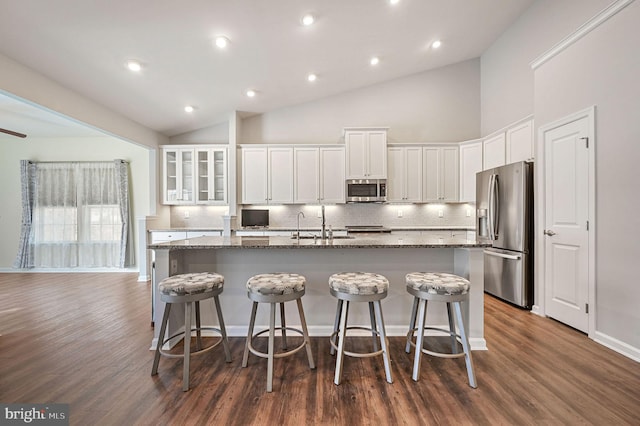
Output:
[[476, 161, 533, 309]]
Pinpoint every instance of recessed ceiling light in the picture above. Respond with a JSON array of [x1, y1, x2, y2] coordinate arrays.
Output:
[[389, 0, 400, 5], [246, 89, 256, 98], [307, 73, 317, 82], [432, 40, 442, 49], [126, 60, 142, 72], [370, 56, 380, 66], [301, 14, 315, 26], [184, 105, 195, 113], [214, 35, 230, 49]]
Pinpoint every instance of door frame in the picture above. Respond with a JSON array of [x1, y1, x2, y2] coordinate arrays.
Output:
[[533, 106, 596, 339]]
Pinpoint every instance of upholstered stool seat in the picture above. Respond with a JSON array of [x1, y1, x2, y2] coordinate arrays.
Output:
[[405, 272, 476, 388], [152, 272, 232, 392], [329, 272, 393, 385], [242, 273, 315, 392]]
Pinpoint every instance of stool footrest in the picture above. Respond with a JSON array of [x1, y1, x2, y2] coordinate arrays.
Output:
[[247, 326, 309, 360], [406, 327, 466, 359], [330, 326, 389, 359], [159, 327, 226, 359]]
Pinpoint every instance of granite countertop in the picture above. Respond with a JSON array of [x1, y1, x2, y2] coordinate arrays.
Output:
[[149, 226, 475, 233], [148, 234, 489, 250]]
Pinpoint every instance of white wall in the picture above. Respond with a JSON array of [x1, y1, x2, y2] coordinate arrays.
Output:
[[534, 1, 640, 349], [480, 0, 612, 135], [241, 59, 481, 144], [169, 121, 229, 145], [0, 136, 152, 269]]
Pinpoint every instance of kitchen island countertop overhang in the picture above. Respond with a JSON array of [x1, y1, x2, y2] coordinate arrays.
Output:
[[149, 235, 489, 351]]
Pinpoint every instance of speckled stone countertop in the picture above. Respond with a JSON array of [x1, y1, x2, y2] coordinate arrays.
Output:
[[148, 234, 489, 250], [148, 226, 475, 232]]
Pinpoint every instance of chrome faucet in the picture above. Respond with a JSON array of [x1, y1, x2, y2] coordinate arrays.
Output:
[[321, 205, 326, 240], [296, 211, 305, 240]]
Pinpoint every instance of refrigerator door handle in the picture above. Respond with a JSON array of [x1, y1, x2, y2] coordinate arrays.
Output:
[[492, 174, 500, 239], [487, 174, 495, 239], [484, 250, 521, 260]]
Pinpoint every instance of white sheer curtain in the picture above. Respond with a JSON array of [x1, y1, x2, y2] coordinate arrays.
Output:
[[18, 160, 130, 268]]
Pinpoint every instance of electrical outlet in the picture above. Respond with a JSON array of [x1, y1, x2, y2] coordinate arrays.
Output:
[[184, 210, 190, 219], [466, 209, 471, 217], [170, 259, 178, 274], [438, 210, 444, 218], [317, 209, 322, 218], [397, 209, 403, 218]]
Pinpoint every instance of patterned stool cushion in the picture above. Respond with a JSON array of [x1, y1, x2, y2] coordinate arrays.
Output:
[[329, 272, 389, 295], [247, 273, 306, 296], [405, 272, 470, 296], [159, 272, 224, 296]]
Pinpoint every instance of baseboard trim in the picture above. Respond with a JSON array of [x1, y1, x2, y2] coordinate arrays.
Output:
[[593, 331, 640, 362], [531, 305, 544, 317], [138, 274, 151, 282]]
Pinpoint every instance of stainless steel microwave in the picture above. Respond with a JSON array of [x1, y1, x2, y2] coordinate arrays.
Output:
[[346, 179, 387, 203]]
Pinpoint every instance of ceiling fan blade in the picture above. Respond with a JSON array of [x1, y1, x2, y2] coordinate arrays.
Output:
[[0, 128, 27, 138]]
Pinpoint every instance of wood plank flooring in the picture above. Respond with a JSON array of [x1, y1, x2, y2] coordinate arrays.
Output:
[[1, 273, 639, 425]]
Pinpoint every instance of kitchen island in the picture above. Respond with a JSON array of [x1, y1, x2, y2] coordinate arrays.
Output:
[[149, 234, 489, 351]]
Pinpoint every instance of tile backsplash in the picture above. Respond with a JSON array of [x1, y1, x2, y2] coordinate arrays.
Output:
[[170, 203, 476, 229]]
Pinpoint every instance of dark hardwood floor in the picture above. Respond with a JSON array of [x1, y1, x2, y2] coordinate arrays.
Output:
[[1, 273, 639, 425]]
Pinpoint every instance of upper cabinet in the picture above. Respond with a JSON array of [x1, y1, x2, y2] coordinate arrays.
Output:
[[195, 147, 227, 204], [483, 132, 506, 170], [344, 128, 387, 179], [459, 140, 483, 203], [162, 145, 228, 205], [241, 146, 294, 204], [423, 146, 459, 202], [294, 146, 345, 204], [506, 118, 534, 164], [387, 146, 422, 202]]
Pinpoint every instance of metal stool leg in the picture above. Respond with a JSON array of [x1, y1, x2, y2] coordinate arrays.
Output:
[[330, 299, 343, 355], [213, 295, 232, 362], [242, 302, 258, 367], [280, 302, 288, 350], [267, 302, 276, 392], [195, 301, 202, 351], [454, 301, 477, 388], [406, 297, 418, 353], [296, 298, 316, 369], [182, 301, 192, 391], [151, 302, 171, 375], [412, 298, 428, 382], [374, 300, 393, 383], [446, 302, 458, 354], [369, 302, 379, 352], [334, 300, 350, 385]]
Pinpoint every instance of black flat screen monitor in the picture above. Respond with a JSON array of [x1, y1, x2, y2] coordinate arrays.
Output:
[[241, 209, 269, 228]]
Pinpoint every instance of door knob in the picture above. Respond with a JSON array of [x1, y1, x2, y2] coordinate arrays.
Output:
[[544, 230, 556, 236]]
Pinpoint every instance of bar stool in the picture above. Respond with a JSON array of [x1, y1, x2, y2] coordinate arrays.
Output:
[[151, 272, 232, 391], [405, 272, 477, 388], [329, 272, 393, 385], [242, 273, 315, 392]]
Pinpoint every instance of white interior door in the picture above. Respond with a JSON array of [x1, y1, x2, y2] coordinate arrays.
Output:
[[543, 116, 590, 332]]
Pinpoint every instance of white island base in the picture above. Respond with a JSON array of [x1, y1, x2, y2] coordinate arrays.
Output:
[[151, 239, 486, 352]]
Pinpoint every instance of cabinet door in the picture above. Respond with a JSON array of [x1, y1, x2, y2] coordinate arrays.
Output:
[[366, 131, 387, 179], [195, 148, 227, 204], [241, 147, 268, 204], [506, 119, 534, 164], [422, 147, 441, 202], [404, 147, 423, 202], [163, 149, 194, 204], [180, 150, 195, 203], [483, 133, 506, 170], [319, 147, 345, 203], [441, 147, 459, 202], [294, 147, 320, 203], [387, 147, 405, 201], [345, 131, 367, 178], [163, 149, 179, 204], [268, 147, 294, 203], [459, 141, 483, 203]]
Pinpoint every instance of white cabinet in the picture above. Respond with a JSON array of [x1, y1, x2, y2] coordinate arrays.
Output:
[[186, 231, 222, 238], [506, 119, 534, 164], [344, 128, 387, 179], [423, 146, 459, 202], [294, 146, 345, 204], [195, 147, 227, 204], [387, 146, 422, 202], [241, 146, 294, 204], [459, 140, 483, 203], [163, 148, 195, 204], [483, 133, 506, 170]]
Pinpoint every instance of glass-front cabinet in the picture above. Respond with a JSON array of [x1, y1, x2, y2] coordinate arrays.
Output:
[[162, 145, 227, 205]]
